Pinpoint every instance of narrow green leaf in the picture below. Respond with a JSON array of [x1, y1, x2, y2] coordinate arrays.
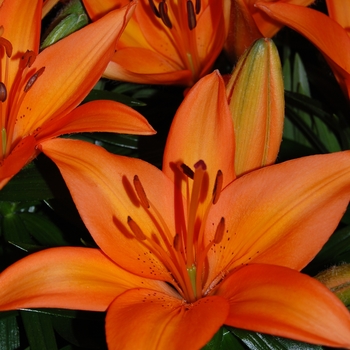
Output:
[[20, 310, 58, 350], [0, 312, 20, 350]]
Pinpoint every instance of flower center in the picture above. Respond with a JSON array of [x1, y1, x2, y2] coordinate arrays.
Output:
[[0, 28, 45, 159], [127, 160, 224, 303], [148, 0, 202, 82]]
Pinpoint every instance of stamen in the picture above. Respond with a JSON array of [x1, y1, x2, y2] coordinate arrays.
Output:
[[0, 37, 13, 57], [159, 1, 172, 29], [133, 175, 150, 208], [214, 217, 225, 244], [24, 67, 45, 93], [21, 50, 36, 68], [149, 0, 160, 17], [212, 170, 223, 204], [127, 216, 147, 241], [187, 0, 197, 30], [0, 82, 7, 102], [180, 163, 194, 179], [195, 0, 201, 14]]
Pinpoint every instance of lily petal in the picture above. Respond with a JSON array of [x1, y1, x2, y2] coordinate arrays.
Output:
[[106, 288, 229, 350], [13, 1, 136, 143], [0, 247, 170, 312], [0, 0, 41, 87], [163, 71, 236, 197], [217, 264, 350, 348], [0, 135, 36, 190], [247, 0, 314, 38], [205, 151, 350, 286], [40, 138, 180, 283], [255, 1, 350, 97], [326, 0, 350, 34], [36, 100, 155, 141], [225, 0, 263, 60], [104, 58, 192, 85], [82, 0, 131, 20]]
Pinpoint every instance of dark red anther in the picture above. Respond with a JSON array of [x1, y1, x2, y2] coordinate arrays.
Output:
[[21, 50, 36, 68], [180, 163, 194, 179], [195, 0, 201, 14], [187, 0, 196, 30], [24, 66, 45, 92], [0, 82, 7, 102], [149, 0, 160, 17], [159, 1, 172, 29]]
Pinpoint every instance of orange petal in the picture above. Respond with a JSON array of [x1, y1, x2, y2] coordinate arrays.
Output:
[[226, 38, 284, 176], [82, 0, 131, 20], [326, 0, 350, 34], [204, 151, 350, 287], [40, 138, 180, 283], [13, 1, 136, 143], [246, 0, 314, 38], [0, 135, 37, 190], [0, 247, 170, 312], [217, 264, 350, 348], [255, 1, 350, 96], [195, 0, 227, 76], [106, 288, 229, 350], [0, 0, 41, 88], [163, 71, 236, 200], [36, 100, 155, 141], [224, 0, 263, 61], [104, 58, 193, 85]]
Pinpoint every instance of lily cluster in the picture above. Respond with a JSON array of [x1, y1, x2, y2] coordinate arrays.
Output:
[[0, 0, 350, 349]]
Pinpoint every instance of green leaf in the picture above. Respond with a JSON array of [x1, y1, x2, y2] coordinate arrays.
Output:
[[20, 212, 70, 247], [41, 0, 88, 49], [0, 162, 55, 202], [229, 328, 323, 350], [0, 312, 20, 350], [20, 310, 58, 350]]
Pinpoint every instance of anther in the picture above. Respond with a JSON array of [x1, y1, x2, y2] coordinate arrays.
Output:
[[159, 1, 172, 29], [0, 82, 7, 102], [187, 1, 197, 30], [24, 67, 45, 93], [212, 170, 223, 204], [194, 159, 206, 171], [195, 0, 201, 14], [214, 217, 225, 244], [149, 0, 160, 17], [0, 37, 13, 57], [127, 216, 147, 241], [180, 163, 194, 179], [133, 175, 150, 208], [21, 50, 36, 68], [173, 233, 181, 251]]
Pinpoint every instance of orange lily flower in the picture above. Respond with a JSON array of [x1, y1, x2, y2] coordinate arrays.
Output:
[[255, 1, 350, 98], [0, 0, 155, 190], [81, 0, 228, 86], [0, 72, 350, 349], [224, 0, 314, 61]]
